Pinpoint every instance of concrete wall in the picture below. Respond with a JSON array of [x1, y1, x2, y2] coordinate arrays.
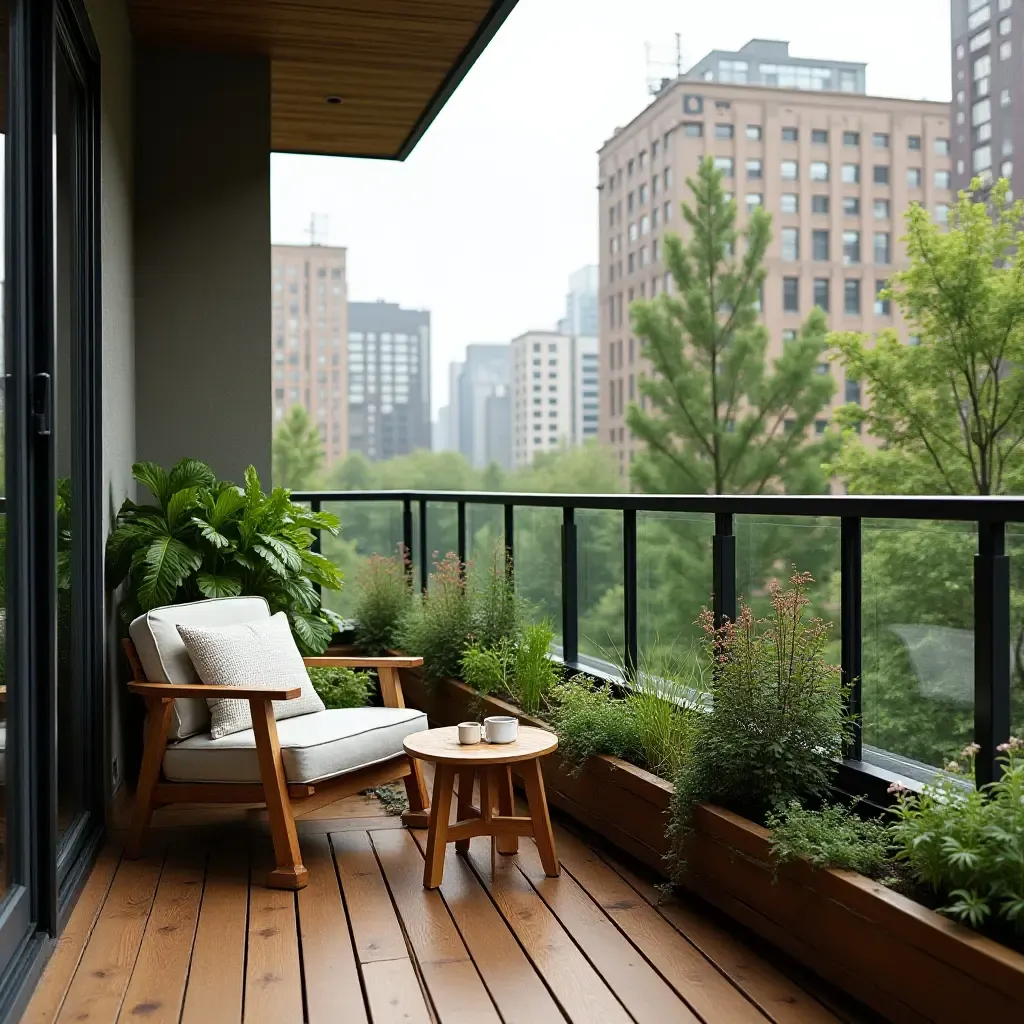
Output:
[[134, 48, 272, 484]]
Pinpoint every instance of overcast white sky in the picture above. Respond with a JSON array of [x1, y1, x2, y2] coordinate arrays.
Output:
[[270, 0, 951, 418]]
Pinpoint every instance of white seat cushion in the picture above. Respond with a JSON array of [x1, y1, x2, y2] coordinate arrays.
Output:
[[162, 707, 428, 785], [129, 597, 271, 740]]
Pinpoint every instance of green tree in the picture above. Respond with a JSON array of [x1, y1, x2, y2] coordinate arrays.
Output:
[[272, 405, 325, 490], [628, 156, 837, 496]]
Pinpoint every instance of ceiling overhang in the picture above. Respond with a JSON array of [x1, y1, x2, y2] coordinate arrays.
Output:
[[128, 1, 518, 159]]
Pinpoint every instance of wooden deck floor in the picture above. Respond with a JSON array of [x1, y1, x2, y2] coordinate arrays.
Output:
[[24, 790, 858, 1024]]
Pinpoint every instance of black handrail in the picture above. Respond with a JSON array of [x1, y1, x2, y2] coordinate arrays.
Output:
[[296, 488, 1017, 793]]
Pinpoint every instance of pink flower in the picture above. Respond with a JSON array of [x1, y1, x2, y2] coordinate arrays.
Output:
[[888, 781, 909, 796], [960, 743, 981, 759]]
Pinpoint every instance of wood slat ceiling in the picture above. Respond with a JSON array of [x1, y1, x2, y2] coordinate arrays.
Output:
[[128, 0, 515, 158]]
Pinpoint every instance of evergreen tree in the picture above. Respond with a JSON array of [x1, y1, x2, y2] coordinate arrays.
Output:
[[271, 405, 325, 490], [628, 156, 837, 495]]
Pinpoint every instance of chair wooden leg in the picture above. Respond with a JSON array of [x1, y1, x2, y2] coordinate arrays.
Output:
[[423, 763, 454, 889], [401, 754, 430, 828], [522, 759, 559, 878], [250, 698, 308, 890], [455, 768, 475, 854], [126, 699, 173, 860], [495, 764, 518, 855]]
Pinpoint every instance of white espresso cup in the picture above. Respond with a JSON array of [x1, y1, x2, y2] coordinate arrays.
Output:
[[457, 721, 482, 745], [484, 715, 518, 744]]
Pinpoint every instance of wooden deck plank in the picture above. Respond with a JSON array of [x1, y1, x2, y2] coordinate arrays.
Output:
[[371, 829, 500, 1024], [298, 834, 369, 1024], [180, 838, 249, 1024], [23, 843, 123, 1024], [117, 844, 206, 1024], [410, 830, 564, 1024], [514, 838, 700, 1024], [297, 793, 391, 820], [553, 827, 772, 1023], [587, 836, 842, 1024], [361, 959, 432, 1024], [243, 841, 304, 1024], [462, 836, 632, 1024], [55, 850, 166, 1024]]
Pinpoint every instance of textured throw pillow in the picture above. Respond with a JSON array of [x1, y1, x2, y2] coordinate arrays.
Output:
[[176, 612, 325, 739]]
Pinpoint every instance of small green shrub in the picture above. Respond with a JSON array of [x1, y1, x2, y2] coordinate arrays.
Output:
[[399, 552, 471, 682], [890, 738, 1024, 933], [461, 638, 515, 696], [767, 801, 892, 877], [352, 552, 411, 655], [470, 544, 520, 649], [546, 675, 637, 771], [626, 672, 695, 779], [512, 622, 558, 714], [308, 666, 374, 709]]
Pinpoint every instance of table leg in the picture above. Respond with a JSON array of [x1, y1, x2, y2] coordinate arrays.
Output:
[[495, 764, 518, 855], [522, 758, 559, 878], [455, 767, 475, 855], [423, 763, 455, 889]]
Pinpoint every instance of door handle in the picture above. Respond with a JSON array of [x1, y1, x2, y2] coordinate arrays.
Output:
[[32, 372, 52, 436]]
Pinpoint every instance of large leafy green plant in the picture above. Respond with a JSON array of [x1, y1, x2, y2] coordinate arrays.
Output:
[[107, 459, 343, 653]]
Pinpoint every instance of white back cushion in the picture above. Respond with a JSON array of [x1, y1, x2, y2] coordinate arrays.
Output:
[[129, 597, 271, 739]]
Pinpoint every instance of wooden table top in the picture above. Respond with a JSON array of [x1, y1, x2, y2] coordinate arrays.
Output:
[[404, 725, 557, 765]]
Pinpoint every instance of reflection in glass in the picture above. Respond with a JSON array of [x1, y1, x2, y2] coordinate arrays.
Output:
[[577, 509, 622, 662]]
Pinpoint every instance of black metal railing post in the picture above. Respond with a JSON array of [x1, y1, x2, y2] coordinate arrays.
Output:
[[402, 499, 413, 582], [975, 519, 1011, 787], [504, 503, 514, 574], [419, 498, 429, 594], [713, 512, 736, 629], [562, 506, 578, 667], [457, 501, 467, 575], [310, 497, 322, 599], [841, 517, 863, 760], [623, 509, 638, 680]]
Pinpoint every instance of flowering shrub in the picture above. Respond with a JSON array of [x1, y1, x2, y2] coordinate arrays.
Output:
[[352, 549, 412, 655], [889, 737, 1024, 932]]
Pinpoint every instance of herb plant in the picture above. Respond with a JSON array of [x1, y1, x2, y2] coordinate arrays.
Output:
[[767, 801, 893, 877], [352, 551, 411, 655], [470, 544, 520, 649], [545, 676, 637, 771], [106, 459, 343, 652], [512, 622, 558, 714], [399, 551, 472, 682], [461, 638, 516, 697]]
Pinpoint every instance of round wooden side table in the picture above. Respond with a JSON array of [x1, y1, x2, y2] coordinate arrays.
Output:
[[403, 725, 560, 889]]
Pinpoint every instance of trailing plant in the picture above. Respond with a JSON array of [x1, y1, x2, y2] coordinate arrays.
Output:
[[512, 622, 558, 715], [352, 551, 412, 655], [470, 543, 520, 649], [889, 738, 1024, 933], [398, 551, 471, 682], [669, 570, 850, 877], [307, 666, 374, 710], [767, 801, 893, 878], [363, 784, 409, 816], [106, 459, 343, 653]]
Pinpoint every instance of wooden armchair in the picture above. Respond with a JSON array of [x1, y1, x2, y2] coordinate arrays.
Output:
[[123, 638, 429, 891]]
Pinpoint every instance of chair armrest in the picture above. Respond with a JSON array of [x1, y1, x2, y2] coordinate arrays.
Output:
[[303, 656, 424, 669], [127, 681, 303, 700]]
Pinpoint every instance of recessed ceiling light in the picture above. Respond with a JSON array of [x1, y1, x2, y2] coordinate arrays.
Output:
[[325, 95, 343, 105]]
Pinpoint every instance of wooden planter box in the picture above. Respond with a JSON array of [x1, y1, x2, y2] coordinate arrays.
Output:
[[397, 668, 1024, 1024]]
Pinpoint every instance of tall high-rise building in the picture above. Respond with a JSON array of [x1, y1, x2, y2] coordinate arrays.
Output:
[[510, 330, 598, 467], [558, 265, 599, 337], [457, 344, 511, 469], [599, 46, 951, 477], [950, 0, 1015, 195], [347, 301, 431, 462], [271, 244, 348, 463]]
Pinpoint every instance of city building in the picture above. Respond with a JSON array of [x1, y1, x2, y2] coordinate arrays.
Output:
[[510, 330, 599, 466], [456, 344, 512, 469], [347, 301, 431, 462], [557, 265, 600, 336], [598, 54, 951, 476], [271, 244, 349, 463], [950, 0, 1016, 195], [684, 38, 866, 94]]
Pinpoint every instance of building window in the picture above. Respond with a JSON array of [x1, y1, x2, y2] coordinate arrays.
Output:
[[782, 126, 799, 142], [782, 227, 800, 261], [1004, 137, 1015, 156], [781, 192, 799, 213], [974, 53, 992, 78], [639, 183, 649, 203], [957, 43, 966, 59], [746, 158, 763, 180], [1001, 88, 1011, 106], [843, 230, 861, 265], [746, 124, 762, 140], [873, 164, 890, 184], [935, 203, 950, 225], [845, 378, 862, 403], [843, 196, 861, 215], [639, 150, 647, 169], [1002, 159, 1014, 177], [873, 132, 890, 148], [874, 231, 891, 264], [810, 161, 829, 181], [812, 129, 829, 144], [783, 277, 799, 312], [745, 192, 763, 210], [683, 122, 703, 137], [715, 123, 734, 139], [935, 137, 950, 155], [843, 130, 860, 146], [664, 201, 672, 221], [908, 134, 922, 150], [714, 156, 734, 177], [874, 280, 891, 315], [969, 2, 992, 29], [908, 167, 923, 187], [812, 229, 830, 260], [874, 198, 890, 219], [974, 144, 993, 171], [782, 329, 798, 345], [841, 163, 860, 183], [1000, 40, 1012, 59], [977, 121, 993, 143], [781, 160, 798, 180], [999, 15, 1011, 34], [970, 28, 992, 51], [813, 278, 830, 312], [812, 194, 830, 214], [840, 69, 858, 92], [664, 167, 672, 188], [844, 279, 861, 314], [935, 169, 951, 188]]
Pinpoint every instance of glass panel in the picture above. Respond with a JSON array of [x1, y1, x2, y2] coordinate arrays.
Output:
[[425, 502, 457, 589], [512, 506, 562, 644], [861, 519, 975, 770], [0, 0, 9, 894], [466, 502, 502, 568], [1005, 523, 1024, 740], [576, 509, 622, 664]]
